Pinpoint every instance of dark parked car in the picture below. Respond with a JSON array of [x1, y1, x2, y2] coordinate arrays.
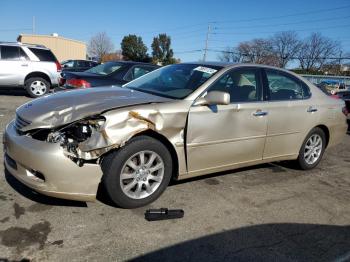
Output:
[[58, 61, 159, 90], [61, 60, 99, 72]]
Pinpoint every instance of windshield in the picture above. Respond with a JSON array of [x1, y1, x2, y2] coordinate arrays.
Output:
[[124, 64, 222, 99], [86, 62, 123, 75]]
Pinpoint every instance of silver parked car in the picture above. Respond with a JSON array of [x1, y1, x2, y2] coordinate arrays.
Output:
[[3, 63, 347, 208], [0, 42, 61, 97]]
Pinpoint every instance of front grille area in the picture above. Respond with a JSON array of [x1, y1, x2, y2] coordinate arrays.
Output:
[[14, 114, 31, 131]]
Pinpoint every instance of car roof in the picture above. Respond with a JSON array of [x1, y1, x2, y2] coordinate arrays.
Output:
[[182, 61, 235, 68], [104, 60, 159, 66], [181, 61, 292, 71], [0, 41, 49, 49]]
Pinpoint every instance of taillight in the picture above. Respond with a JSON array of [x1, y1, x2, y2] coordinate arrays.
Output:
[[55, 61, 62, 72], [342, 106, 349, 116], [66, 78, 91, 88], [331, 94, 340, 99]]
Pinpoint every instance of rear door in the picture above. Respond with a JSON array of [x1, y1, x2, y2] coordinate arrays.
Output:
[[261, 69, 315, 159], [0, 46, 29, 86]]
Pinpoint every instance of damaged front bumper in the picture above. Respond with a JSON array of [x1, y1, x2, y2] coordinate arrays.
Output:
[[3, 121, 103, 201]]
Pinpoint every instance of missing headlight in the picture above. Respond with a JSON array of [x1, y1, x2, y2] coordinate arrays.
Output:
[[45, 116, 106, 161]]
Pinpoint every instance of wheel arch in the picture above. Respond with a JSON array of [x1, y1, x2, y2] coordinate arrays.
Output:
[[314, 124, 330, 148], [24, 72, 52, 86], [133, 130, 179, 180]]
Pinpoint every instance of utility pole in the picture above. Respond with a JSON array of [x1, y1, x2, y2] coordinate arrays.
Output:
[[203, 24, 211, 62], [32, 16, 35, 34], [339, 50, 342, 76]]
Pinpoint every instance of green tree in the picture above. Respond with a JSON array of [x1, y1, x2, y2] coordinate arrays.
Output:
[[121, 35, 149, 62], [151, 34, 176, 65]]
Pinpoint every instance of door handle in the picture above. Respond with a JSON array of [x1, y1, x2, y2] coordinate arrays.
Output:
[[21, 64, 28, 67], [253, 110, 268, 117], [307, 106, 318, 113]]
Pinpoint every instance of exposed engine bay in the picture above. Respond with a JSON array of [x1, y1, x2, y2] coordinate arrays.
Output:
[[28, 116, 106, 165]]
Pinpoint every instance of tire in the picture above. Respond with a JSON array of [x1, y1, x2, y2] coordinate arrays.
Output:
[[296, 127, 326, 170], [25, 77, 50, 98], [101, 135, 173, 208]]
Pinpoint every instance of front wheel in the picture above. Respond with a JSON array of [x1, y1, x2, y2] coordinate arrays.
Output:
[[297, 127, 326, 170], [101, 136, 173, 208]]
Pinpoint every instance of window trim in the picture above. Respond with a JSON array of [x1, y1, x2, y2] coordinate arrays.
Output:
[[262, 68, 312, 102], [198, 66, 265, 104], [0, 46, 22, 61]]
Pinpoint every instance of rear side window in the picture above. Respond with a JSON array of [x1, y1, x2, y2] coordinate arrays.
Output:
[[29, 48, 57, 62], [1, 46, 20, 60], [265, 69, 311, 101], [125, 66, 155, 81]]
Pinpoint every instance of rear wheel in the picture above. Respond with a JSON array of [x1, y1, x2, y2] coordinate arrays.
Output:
[[25, 77, 50, 98], [101, 136, 173, 208], [297, 127, 326, 170]]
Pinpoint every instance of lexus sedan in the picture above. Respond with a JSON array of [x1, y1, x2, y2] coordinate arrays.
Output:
[[57, 61, 159, 90], [3, 63, 347, 208]]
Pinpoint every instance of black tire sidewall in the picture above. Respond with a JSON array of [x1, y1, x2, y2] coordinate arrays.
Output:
[[102, 136, 173, 208], [298, 127, 326, 170], [25, 77, 50, 98]]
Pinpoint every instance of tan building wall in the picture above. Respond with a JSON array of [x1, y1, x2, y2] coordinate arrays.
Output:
[[17, 34, 86, 62]]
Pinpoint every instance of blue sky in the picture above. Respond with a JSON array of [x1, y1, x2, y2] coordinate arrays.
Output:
[[1, 0, 350, 62]]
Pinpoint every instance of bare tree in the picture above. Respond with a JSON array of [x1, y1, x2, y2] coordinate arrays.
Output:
[[88, 32, 114, 62], [237, 39, 279, 66], [270, 31, 301, 68], [217, 47, 243, 62], [297, 33, 340, 71]]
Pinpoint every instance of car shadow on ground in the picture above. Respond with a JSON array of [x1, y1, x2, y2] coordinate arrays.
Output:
[[169, 161, 297, 186], [0, 88, 29, 97], [131, 223, 350, 262], [96, 162, 299, 208], [4, 167, 87, 207]]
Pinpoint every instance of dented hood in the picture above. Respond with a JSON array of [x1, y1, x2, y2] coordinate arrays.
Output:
[[16, 87, 172, 130]]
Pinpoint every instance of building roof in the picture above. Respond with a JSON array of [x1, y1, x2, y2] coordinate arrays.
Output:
[[17, 34, 86, 45]]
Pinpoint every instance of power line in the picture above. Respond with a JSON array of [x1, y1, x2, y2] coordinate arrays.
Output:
[[0, 28, 32, 32], [209, 4, 350, 24], [211, 24, 350, 37], [214, 15, 350, 31], [205, 48, 350, 60]]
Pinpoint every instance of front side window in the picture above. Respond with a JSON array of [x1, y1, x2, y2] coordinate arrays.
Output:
[[85, 62, 124, 75], [124, 64, 222, 99], [208, 68, 261, 103], [266, 70, 311, 100], [1, 46, 20, 60]]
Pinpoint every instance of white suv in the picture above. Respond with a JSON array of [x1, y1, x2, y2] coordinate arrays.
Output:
[[0, 42, 61, 97]]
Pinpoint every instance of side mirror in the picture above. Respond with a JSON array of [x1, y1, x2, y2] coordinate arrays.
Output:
[[194, 91, 230, 106], [63, 64, 68, 68]]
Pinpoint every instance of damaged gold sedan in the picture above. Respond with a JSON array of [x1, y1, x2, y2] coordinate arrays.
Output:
[[3, 63, 347, 208]]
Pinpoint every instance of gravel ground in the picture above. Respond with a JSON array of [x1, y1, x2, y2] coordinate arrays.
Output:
[[0, 89, 349, 262]]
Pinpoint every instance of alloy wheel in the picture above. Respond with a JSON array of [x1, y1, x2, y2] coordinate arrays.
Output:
[[120, 150, 164, 199], [304, 134, 323, 165], [30, 80, 47, 96]]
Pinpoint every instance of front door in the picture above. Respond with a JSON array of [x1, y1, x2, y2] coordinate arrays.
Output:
[[186, 67, 268, 174]]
